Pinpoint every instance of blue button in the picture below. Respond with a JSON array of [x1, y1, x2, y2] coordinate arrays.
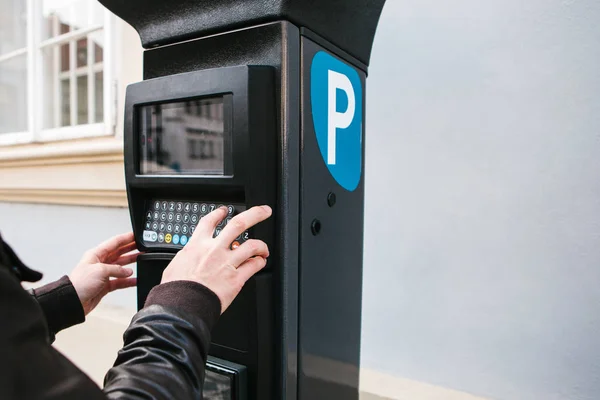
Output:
[[180, 235, 188, 246], [172, 234, 180, 245]]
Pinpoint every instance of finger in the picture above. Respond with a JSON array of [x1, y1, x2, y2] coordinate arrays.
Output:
[[228, 239, 269, 267], [102, 264, 134, 279], [217, 205, 272, 246], [109, 277, 137, 292], [106, 242, 137, 262], [236, 256, 267, 283], [189, 206, 228, 245], [93, 232, 135, 261], [112, 251, 141, 267]]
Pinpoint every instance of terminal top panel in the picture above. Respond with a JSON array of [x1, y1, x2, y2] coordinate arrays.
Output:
[[98, 0, 385, 65]]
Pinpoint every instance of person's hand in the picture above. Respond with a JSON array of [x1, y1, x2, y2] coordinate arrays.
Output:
[[70, 232, 140, 315], [162, 205, 272, 313]]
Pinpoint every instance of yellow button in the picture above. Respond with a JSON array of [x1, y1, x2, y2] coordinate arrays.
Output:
[[165, 233, 172, 244]]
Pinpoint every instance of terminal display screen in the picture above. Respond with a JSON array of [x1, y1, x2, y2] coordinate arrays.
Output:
[[138, 97, 230, 175]]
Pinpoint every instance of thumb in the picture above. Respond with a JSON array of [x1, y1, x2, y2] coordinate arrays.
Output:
[[102, 264, 134, 279]]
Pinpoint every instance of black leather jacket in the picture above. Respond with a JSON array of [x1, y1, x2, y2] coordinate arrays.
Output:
[[0, 233, 221, 400]]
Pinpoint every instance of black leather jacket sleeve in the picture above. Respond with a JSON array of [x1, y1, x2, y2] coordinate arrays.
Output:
[[29, 275, 86, 344], [1, 231, 223, 400], [103, 281, 221, 399]]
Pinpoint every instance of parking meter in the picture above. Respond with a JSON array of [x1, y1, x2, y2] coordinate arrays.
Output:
[[100, 1, 386, 399]]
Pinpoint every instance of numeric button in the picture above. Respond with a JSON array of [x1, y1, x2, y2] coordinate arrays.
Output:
[[200, 204, 208, 215], [169, 202, 175, 211], [192, 203, 199, 213], [161, 201, 168, 211], [227, 205, 234, 215], [176, 202, 183, 212], [184, 203, 191, 213], [154, 201, 161, 210]]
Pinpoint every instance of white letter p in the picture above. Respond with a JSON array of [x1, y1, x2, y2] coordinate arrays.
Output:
[[327, 70, 355, 165]]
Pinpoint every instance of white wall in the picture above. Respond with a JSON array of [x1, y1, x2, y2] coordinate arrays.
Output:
[[362, 0, 600, 399]]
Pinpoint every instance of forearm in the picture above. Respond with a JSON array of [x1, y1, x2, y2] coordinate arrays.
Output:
[[29, 275, 85, 343], [103, 281, 220, 400]]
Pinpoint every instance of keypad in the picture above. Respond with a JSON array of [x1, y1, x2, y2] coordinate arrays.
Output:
[[143, 200, 248, 249]]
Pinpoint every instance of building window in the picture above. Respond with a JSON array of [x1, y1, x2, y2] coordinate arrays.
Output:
[[0, 0, 115, 145]]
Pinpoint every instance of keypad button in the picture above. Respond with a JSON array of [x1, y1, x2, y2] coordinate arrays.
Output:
[[160, 212, 166, 221], [214, 228, 222, 237], [243, 231, 249, 241], [227, 205, 234, 215], [168, 202, 175, 211], [154, 201, 161, 210], [153, 211, 159, 220], [161, 201, 168, 211], [175, 213, 182, 223], [200, 204, 208, 214], [159, 222, 166, 231], [180, 235, 188, 246], [209, 204, 216, 213], [151, 222, 159, 231], [158, 233, 165, 243], [231, 241, 241, 249], [190, 225, 196, 234], [174, 225, 181, 234], [145, 221, 151, 230], [183, 214, 190, 224], [184, 203, 191, 212], [181, 225, 189, 235], [217, 204, 224, 211], [191, 214, 198, 224], [165, 233, 172, 244], [146, 211, 153, 220], [192, 203, 199, 213], [167, 213, 174, 222], [143, 230, 158, 242], [166, 223, 173, 233], [173, 234, 180, 245], [176, 202, 183, 212]]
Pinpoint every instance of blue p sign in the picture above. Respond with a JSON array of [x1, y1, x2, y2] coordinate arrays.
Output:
[[311, 51, 363, 192]]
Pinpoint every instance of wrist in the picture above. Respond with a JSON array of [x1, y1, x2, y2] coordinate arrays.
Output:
[[145, 280, 222, 331], [32, 276, 86, 336]]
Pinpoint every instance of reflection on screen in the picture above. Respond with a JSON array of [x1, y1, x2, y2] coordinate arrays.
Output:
[[139, 97, 227, 175], [203, 369, 233, 400]]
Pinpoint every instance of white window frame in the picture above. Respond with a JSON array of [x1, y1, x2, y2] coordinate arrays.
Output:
[[0, 0, 116, 146]]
